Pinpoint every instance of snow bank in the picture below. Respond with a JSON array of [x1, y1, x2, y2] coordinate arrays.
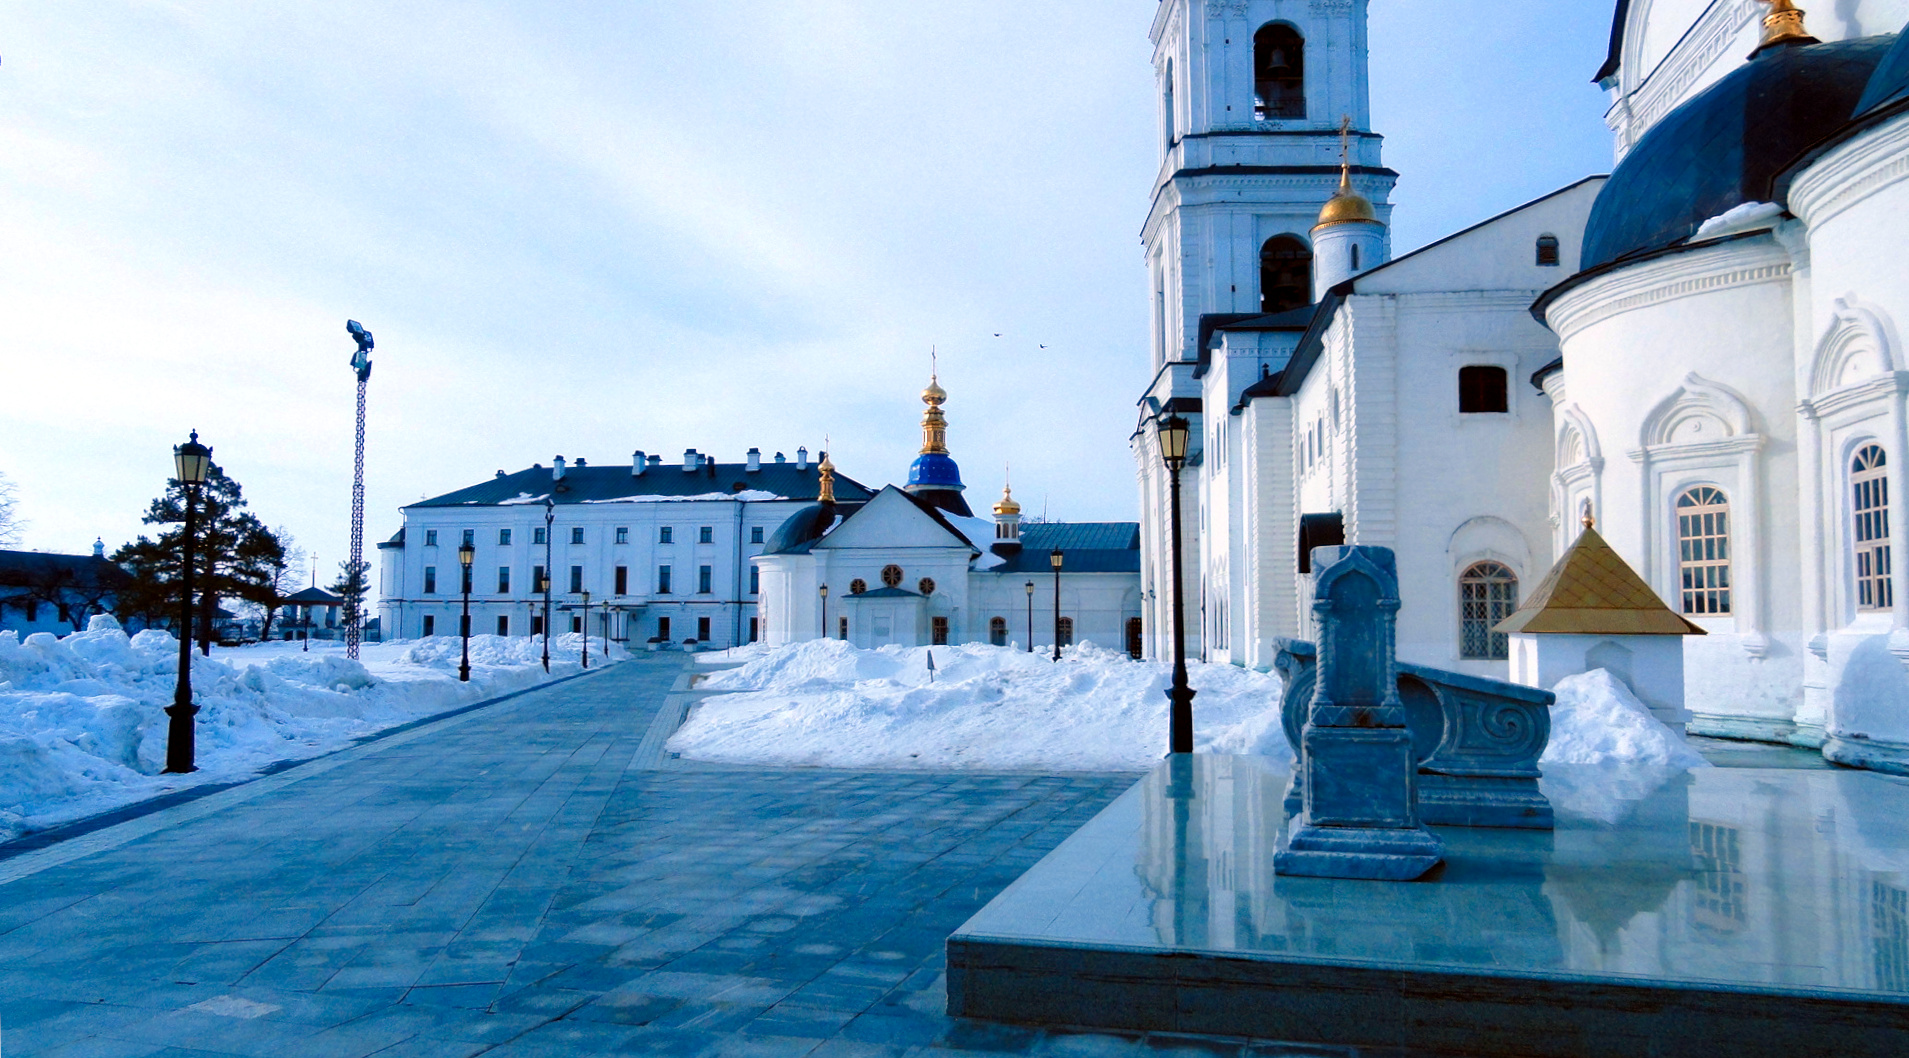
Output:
[[670, 639, 1290, 771], [0, 616, 624, 842], [1540, 668, 1708, 768]]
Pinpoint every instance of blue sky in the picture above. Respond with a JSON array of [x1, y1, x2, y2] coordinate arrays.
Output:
[[0, 1, 1616, 576]]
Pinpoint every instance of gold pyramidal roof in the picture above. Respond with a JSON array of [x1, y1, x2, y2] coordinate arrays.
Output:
[[1494, 523, 1704, 637]]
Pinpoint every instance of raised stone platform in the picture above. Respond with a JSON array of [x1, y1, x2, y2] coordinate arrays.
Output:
[[946, 755, 1909, 1057]]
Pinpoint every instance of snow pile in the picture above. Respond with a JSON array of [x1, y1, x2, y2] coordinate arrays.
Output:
[[0, 616, 624, 842], [1539, 669, 1708, 768], [669, 639, 1290, 771]]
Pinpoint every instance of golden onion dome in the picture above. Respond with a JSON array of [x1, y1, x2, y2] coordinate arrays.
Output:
[[922, 376, 947, 405], [1315, 165, 1379, 229], [993, 483, 1021, 516]]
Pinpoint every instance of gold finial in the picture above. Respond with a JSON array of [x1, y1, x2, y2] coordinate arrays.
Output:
[[1580, 502, 1595, 530], [994, 468, 1021, 516], [1314, 116, 1379, 230], [817, 437, 836, 504], [919, 357, 949, 454], [1756, 1, 1818, 50]]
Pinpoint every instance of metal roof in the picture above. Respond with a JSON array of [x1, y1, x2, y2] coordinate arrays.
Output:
[[1494, 525, 1702, 636], [0, 550, 127, 587], [988, 522, 1142, 575], [406, 462, 875, 510]]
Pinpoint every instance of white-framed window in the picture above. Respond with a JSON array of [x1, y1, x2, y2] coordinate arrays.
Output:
[[1459, 561, 1518, 661], [1853, 444, 1893, 611], [615, 527, 628, 544], [498, 528, 511, 545], [1676, 486, 1731, 615]]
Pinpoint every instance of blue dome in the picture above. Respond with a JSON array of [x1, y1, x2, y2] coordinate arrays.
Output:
[[1854, 22, 1909, 116], [762, 503, 835, 555], [907, 452, 964, 490], [1582, 35, 1895, 269]]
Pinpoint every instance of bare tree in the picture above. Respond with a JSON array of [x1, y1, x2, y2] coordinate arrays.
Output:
[[259, 530, 307, 641], [0, 472, 21, 548]]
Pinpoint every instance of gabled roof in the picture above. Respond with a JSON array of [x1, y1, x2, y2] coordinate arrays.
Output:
[[407, 462, 874, 509], [1493, 524, 1703, 636], [284, 586, 344, 605], [988, 522, 1141, 575]]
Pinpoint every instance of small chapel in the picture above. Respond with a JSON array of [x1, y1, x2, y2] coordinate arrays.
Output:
[[754, 375, 1144, 653], [1135, 0, 1909, 773]]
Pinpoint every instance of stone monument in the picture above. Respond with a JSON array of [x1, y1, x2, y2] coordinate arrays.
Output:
[[1274, 545, 1445, 880]]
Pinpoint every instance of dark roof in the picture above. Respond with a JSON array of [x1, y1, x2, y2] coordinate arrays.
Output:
[[846, 586, 923, 600], [378, 528, 405, 550], [1194, 306, 1316, 379], [0, 550, 127, 588], [1594, 0, 1631, 84], [762, 503, 841, 556], [989, 522, 1141, 575], [407, 461, 875, 509], [1582, 36, 1894, 269], [284, 586, 344, 605], [1855, 22, 1909, 115]]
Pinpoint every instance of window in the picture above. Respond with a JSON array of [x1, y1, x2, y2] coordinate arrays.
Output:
[[1057, 617, 1075, 648], [1252, 23, 1305, 120], [424, 566, 438, 594], [749, 566, 760, 594], [932, 616, 949, 645], [1677, 487, 1731, 615], [1260, 235, 1312, 314], [569, 565, 583, 593], [1854, 444, 1893, 611], [839, 616, 848, 640], [533, 527, 547, 545], [698, 617, 711, 641], [1536, 234, 1561, 267], [425, 530, 439, 547], [850, 579, 868, 595], [615, 527, 628, 544], [497, 567, 511, 594], [1691, 821, 1746, 932], [881, 564, 904, 588], [749, 618, 759, 643], [699, 565, 713, 593], [461, 529, 474, 547], [990, 617, 1008, 647], [660, 526, 674, 543], [1350, 243, 1361, 271], [751, 526, 765, 544], [571, 616, 583, 633], [570, 527, 585, 545], [1876, 880, 1909, 993], [658, 565, 672, 594], [615, 566, 628, 595], [1459, 562, 1519, 660], [699, 526, 714, 544], [1162, 59, 1175, 151], [1458, 366, 1509, 413], [918, 577, 936, 596], [460, 564, 473, 594], [422, 615, 435, 636], [532, 564, 546, 594], [658, 616, 671, 640], [531, 614, 543, 637], [496, 615, 509, 636], [499, 528, 512, 545], [1127, 617, 1144, 659]]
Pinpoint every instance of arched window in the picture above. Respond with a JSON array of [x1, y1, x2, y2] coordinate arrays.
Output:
[[1458, 366, 1509, 413], [1260, 235, 1312, 313], [849, 579, 867, 595], [1057, 617, 1075, 648], [880, 564, 904, 588], [1350, 244, 1361, 271], [917, 577, 936, 596], [989, 616, 1008, 647], [1126, 617, 1144, 658], [1536, 234, 1561, 267], [1459, 562, 1518, 660], [1253, 24, 1305, 120], [1677, 486, 1732, 615], [1162, 60, 1175, 151], [1854, 445, 1893, 611]]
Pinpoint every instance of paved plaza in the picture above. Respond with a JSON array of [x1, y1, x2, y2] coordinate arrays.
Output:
[[0, 656, 1347, 1057]]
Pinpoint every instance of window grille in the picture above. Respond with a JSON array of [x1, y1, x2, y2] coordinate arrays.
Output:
[[931, 617, 949, 645], [989, 617, 1007, 646], [849, 579, 867, 595], [1854, 445, 1893, 611], [1677, 486, 1732, 615], [1876, 880, 1909, 993], [918, 578, 936, 596], [881, 564, 904, 588], [1459, 561, 1518, 660], [1536, 234, 1560, 266], [1057, 617, 1075, 647], [1691, 822, 1746, 932]]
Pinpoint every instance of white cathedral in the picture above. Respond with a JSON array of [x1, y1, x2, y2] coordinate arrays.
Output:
[[1133, 0, 1909, 773]]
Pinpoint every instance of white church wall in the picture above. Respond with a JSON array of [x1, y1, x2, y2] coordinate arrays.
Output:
[[1239, 395, 1300, 667]]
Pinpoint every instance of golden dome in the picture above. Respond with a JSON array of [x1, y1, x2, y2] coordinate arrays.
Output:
[[1314, 165, 1379, 229], [922, 375, 947, 406], [993, 483, 1021, 516]]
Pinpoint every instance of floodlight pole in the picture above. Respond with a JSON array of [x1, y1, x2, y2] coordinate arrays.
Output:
[[344, 320, 375, 660]]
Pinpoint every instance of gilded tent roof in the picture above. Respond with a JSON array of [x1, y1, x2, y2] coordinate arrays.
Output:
[[1494, 526, 1704, 636]]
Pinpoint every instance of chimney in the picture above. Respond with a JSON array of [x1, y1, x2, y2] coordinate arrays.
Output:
[[92, 538, 105, 558], [632, 450, 646, 476], [683, 448, 699, 472], [796, 447, 808, 470], [575, 457, 587, 467], [552, 456, 567, 481], [648, 454, 662, 469], [774, 451, 786, 464], [746, 447, 761, 473]]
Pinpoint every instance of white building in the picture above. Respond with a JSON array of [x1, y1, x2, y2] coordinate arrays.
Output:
[[377, 448, 873, 649], [1134, 0, 1909, 772]]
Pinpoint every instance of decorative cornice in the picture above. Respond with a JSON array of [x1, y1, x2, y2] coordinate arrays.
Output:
[[1544, 241, 1791, 343], [1787, 113, 1909, 228], [1616, 1, 1759, 156], [1798, 371, 1909, 420]]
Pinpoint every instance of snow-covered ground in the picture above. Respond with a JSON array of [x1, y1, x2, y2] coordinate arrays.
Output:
[[0, 617, 625, 843], [673, 640, 1713, 778]]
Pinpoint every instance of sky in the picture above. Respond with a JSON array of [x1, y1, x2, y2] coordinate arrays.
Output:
[[0, 1, 1617, 579]]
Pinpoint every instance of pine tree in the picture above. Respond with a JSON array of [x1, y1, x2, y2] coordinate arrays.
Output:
[[328, 557, 371, 639], [112, 463, 289, 652]]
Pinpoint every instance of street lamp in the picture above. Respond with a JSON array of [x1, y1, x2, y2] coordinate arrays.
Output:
[[579, 589, 591, 669], [1050, 549, 1064, 662], [1024, 580, 1035, 653], [167, 431, 212, 774], [457, 539, 475, 682], [1157, 413, 1196, 755], [818, 584, 829, 642], [541, 498, 555, 674]]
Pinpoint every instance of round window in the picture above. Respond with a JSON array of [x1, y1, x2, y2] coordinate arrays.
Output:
[[849, 579, 867, 595], [918, 577, 936, 596], [881, 565, 904, 588]]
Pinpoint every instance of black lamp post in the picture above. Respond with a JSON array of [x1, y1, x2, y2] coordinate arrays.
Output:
[[541, 498, 555, 674], [1024, 580, 1034, 652], [1158, 414, 1196, 755], [818, 584, 829, 642], [457, 540, 475, 682], [1050, 549, 1064, 662], [579, 589, 591, 669], [166, 431, 212, 774]]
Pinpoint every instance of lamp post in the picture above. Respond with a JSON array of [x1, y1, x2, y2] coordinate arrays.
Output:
[[166, 431, 212, 774], [344, 320, 375, 661], [818, 584, 829, 642], [1050, 549, 1064, 662], [580, 589, 591, 669], [541, 498, 555, 674], [1158, 414, 1196, 755], [1024, 580, 1034, 652], [457, 540, 475, 682]]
